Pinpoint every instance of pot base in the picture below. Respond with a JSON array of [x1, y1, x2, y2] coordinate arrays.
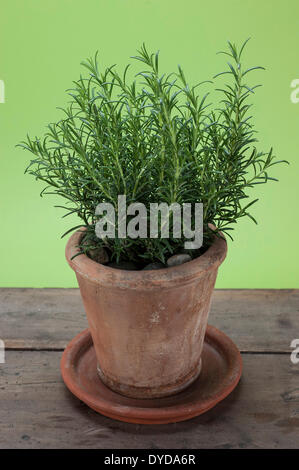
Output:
[[96, 359, 202, 399], [61, 325, 242, 424]]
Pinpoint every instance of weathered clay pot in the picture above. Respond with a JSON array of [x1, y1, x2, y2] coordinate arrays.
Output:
[[66, 230, 227, 399]]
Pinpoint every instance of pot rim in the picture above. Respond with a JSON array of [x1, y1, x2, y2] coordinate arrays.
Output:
[[65, 228, 227, 289]]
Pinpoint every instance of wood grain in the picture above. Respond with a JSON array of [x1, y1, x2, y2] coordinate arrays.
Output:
[[1, 289, 298, 448], [0, 351, 298, 449], [0, 288, 298, 352]]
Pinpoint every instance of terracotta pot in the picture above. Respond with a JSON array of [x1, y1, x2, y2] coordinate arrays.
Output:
[[65, 230, 227, 399]]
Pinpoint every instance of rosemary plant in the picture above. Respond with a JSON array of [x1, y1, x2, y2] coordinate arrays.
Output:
[[19, 40, 286, 265]]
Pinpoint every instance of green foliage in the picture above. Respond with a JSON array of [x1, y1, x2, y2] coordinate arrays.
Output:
[[19, 40, 287, 264]]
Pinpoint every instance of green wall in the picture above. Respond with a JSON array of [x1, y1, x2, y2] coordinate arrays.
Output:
[[0, 0, 298, 288]]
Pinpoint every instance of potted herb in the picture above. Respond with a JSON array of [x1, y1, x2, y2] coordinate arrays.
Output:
[[19, 40, 285, 399]]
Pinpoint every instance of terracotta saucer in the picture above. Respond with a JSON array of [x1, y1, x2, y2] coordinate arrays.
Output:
[[61, 326, 242, 424]]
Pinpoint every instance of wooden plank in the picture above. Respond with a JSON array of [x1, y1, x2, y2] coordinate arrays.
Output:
[[0, 288, 298, 352], [0, 288, 87, 350], [0, 351, 298, 449], [209, 289, 299, 353]]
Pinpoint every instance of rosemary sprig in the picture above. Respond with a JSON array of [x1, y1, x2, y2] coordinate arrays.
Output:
[[18, 40, 288, 263]]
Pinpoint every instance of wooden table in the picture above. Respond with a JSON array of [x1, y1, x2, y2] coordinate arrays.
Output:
[[0, 288, 298, 449]]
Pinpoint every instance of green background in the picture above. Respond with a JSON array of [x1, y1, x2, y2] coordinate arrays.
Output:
[[0, 0, 298, 288]]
